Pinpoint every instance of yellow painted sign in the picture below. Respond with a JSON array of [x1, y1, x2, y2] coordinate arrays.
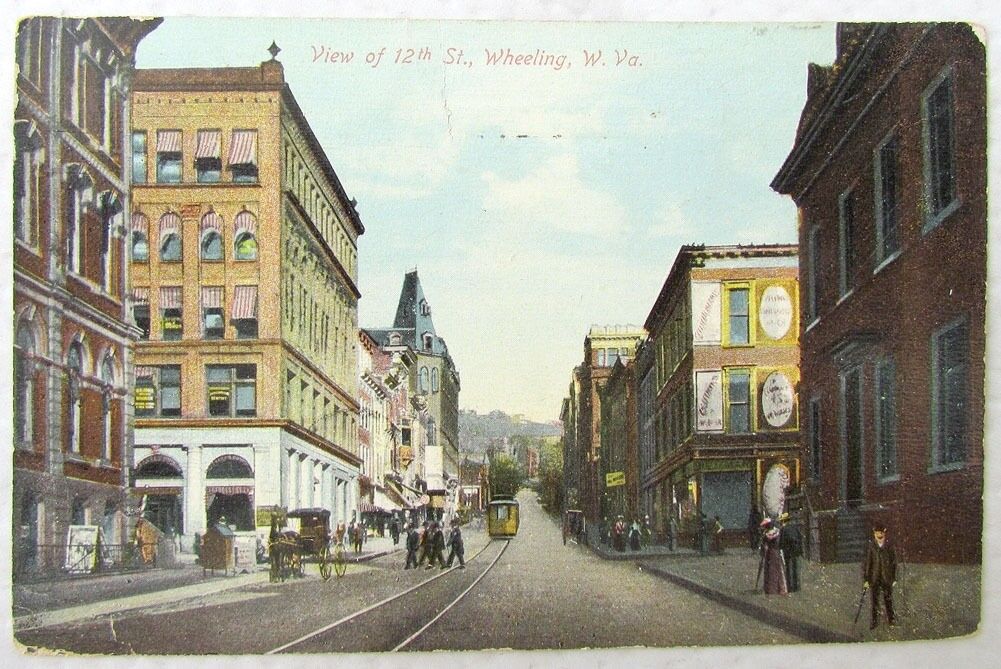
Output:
[[605, 471, 626, 487]]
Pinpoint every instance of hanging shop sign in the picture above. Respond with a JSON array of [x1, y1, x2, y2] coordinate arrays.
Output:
[[605, 471, 626, 487]]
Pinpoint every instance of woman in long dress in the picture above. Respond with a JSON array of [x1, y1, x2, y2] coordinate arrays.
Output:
[[760, 519, 788, 595]]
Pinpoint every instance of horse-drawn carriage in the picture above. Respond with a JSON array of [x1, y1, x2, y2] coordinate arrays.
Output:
[[268, 508, 346, 582]]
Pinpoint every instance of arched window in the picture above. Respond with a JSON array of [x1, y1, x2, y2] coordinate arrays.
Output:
[[101, 355, 115, 460], [131, 231, 149, 261], [200, 211, 223, 260], [234, 211, 258, 261], [431, 368, 440, 393], [66, 342, 83, 454], [206, 454, 254, 479], [419, 367, 429, 394], [159, 212, 182, 262], [15, 322, 35, 447], [135, 455, 183, 478], [65, 165, 94, 274]]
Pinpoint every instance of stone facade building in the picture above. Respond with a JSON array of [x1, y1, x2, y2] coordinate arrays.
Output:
[[13, 17, 160, 577], [127, 55, 363, 552], [771, 24, 986, 563]]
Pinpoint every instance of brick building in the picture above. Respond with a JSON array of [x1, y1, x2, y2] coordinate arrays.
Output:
[[771, 24, 986, 563], [13, 17, 160, 578], [598, 358, 639, 521], [640, 245, 800, 548], [128, 54, 364, 552]]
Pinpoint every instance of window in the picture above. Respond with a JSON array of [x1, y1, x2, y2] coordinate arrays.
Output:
[[874, 134, 900, 262], [232, 285, 258, 339], [101, 356, 115, 460], [195, 129, 221, 183], [202, 287, 224, 340], [15, 323, 35, 447], [727, 287, 750, 345], [66, 343, 83, 453], [131, 213, 149, 261], [806, 226, 819, 322], [932, 319, 968, 470], [131, 131, 147, 184], [160, 286, 183, 341], [923, 69, 957, 225], [156, 130, 182, 183], [82, 59, 105, 141], [206, 455, 253, 478], [431, 368, 440, 393], [875, 359, 898, 481], [132, 287, 150, 339], [159, 212, 182, 262], [423, 333, 433, 352], [14, 120, 43, 246], [725, 370, 750, 434], [597, 349, 606, 367], [808, 398, 822, 482], [419, 367, 429, 393], [607, 348, 620, 367], [135, 365, 182, 417], [838, 189, 856, 296], [65, 166, 93, 274], [234, 211, 257, 260], [201, 211, 223, 261], [228, 129, 258, 183], [207, 365, 257, 417]]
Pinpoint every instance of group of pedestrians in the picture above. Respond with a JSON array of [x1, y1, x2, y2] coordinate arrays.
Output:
[[605, 515, 653, 552], [404, 517, 465, 570], [756, 512, 803, 596]]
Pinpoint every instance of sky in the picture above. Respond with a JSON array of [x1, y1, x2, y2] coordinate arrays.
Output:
[[135, 18, 836, 422]]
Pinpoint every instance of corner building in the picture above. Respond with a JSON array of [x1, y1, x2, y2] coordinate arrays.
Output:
[[13, 17, 160, 578], [128, 56, 364, 552], [641, 245, 800, 548], [772, 24, 986, 563]]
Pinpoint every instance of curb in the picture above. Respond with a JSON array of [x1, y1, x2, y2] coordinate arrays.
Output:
[[637, 561, 858, 644]]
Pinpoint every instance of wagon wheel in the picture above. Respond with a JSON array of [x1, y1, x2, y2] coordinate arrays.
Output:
[[280, 546, 295, 582], [333, 542, 347, 578], [318, 545, 333, 581]]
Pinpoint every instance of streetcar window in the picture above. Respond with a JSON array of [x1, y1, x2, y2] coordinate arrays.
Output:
[[495, 506, 508, 520]]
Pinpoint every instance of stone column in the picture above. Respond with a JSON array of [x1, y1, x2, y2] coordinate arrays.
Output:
[[287, 449, 298, 510], [185, 445, 204, 540]]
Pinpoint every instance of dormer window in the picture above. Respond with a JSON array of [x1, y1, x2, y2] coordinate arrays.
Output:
[[389, 333, 402, 346], [419, 299, 431, 316], [423, 333, 433, 351]]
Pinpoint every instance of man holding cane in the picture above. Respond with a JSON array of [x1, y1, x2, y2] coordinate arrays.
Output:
[[863, 523, 897, 630]]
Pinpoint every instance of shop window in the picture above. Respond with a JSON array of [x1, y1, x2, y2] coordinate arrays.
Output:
[[931, 319, 968, 470], [207, 365, 257, 417], [135, 365, 182, 418], [725, 370, 750, 434], [923, 68, 957, 227], [131, 131, 147, 184]]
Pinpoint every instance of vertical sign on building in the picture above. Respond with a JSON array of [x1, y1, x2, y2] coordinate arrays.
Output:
[[691, 281, 722, 344], [695, 370, 724, 431]]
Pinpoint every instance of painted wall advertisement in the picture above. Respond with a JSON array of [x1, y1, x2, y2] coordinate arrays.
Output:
[[760, 371, 796, 428], [695, 370, 723, 431], [691, 281, 721, 344]]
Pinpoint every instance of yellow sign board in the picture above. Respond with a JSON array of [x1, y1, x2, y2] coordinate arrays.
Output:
[[605, 471, 626, 487]]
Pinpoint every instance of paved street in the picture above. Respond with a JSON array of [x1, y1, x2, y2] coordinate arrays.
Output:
[[15, 490, 798, 654]]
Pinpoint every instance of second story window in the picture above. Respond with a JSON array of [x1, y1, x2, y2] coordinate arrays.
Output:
[[131, 131, 147, 184], [874, 134, 900, 262], [156, 130, 182, 184], [160, 286, 183, 341], [726, 286, 750, 346], [725, 369, 751, 434], [207, 364, 257, 417], [132, 287, 150, 339], [838, 189, 857, 296], [202, 287, 224, 340], [195, 129, 222, 183], [135, 365, 182, 417], [228, 130, 258, 183]]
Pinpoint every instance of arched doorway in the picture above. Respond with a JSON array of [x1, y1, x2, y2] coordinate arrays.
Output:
[[205, 455, 255, 531], [134, 455, 184, 535]]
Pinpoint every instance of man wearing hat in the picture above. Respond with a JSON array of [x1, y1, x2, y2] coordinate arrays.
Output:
[[863, 523, 897, 629], [778, 512, 803, 592]]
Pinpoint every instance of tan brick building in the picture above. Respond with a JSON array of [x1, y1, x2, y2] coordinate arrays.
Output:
[[128, 55, 363, 552]]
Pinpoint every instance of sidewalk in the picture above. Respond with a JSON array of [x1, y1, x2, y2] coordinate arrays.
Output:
[[12, 534, 403, 630], [635, 548, 981, 643]]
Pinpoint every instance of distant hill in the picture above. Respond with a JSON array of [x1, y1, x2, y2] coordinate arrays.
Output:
[[459, 409, 561, 454]]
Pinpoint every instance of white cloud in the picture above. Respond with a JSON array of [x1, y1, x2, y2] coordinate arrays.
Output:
[[646, 201, 697, 239]]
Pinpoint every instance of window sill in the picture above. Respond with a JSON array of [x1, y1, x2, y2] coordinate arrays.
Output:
[[835, 288, 855, 307], [15, 237, 42, 256], [928, 461, 966, 475], [873, 250, 901, 275], [922, 197, 962, 235], [876, 474, 900, 485], [804, 317, 821, 334]]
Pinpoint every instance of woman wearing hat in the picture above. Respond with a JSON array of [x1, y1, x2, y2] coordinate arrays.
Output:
[[760, 518, 788, 595]]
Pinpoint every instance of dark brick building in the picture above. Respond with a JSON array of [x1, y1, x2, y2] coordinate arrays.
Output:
[[13, 17, 160, 577], [771, 24, 986, 563]]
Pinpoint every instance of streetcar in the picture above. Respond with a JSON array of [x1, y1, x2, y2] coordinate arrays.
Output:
[[487, 497, 520, 538]]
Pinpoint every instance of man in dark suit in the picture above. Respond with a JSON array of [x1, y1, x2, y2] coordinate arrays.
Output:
[[779, 516, 803, 592], [863, 524, 897, 629], [404, 523, 420, 569]]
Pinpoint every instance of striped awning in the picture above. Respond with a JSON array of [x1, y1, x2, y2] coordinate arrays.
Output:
[[232, 285, 258, 319], [135, 366, 155, 379], [201, 210, 223, 234], [132, 287, 149, 304], [157, 129, 182, 153], [201, 286, 223, 309], [234, 210, 257, 235], [228, 130, 257, 165], [195, 130, 221, 159], [130, 213, 149, 232], [160, 286, 182, 309], [159, 212, 181, 238]]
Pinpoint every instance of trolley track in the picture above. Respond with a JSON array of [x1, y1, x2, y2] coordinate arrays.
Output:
[[267, 538, 510, 654]]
